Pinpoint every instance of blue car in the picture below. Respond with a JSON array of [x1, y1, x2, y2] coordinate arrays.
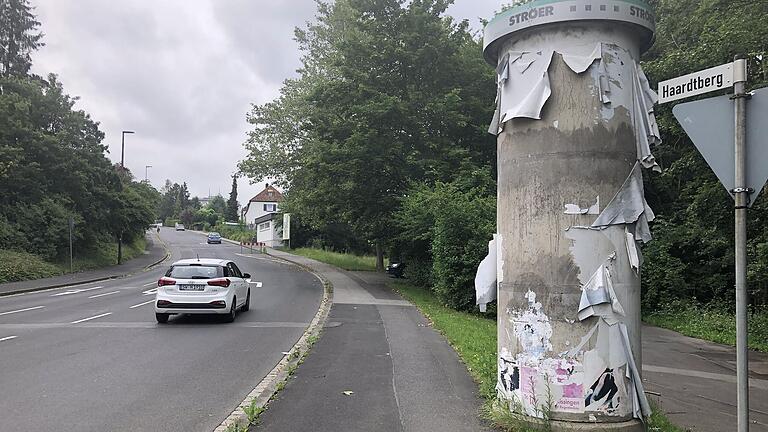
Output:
[[207, 232, 222, 244]]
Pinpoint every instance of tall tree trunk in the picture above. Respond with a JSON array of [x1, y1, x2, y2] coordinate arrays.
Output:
[[375, 239, 384, 272]]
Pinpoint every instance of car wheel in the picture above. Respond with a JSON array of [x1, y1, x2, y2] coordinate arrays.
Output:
[[242, 289, 250, 312], [156, 313, 169, 324], [224, 297, 237, 323]]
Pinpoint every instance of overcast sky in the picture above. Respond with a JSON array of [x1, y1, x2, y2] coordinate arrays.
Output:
[[31, 0, 503, 204]]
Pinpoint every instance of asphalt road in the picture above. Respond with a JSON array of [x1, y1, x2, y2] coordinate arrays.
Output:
[[0, 229, 323, 432]]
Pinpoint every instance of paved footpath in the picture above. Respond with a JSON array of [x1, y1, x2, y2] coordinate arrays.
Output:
[[256, 249, 491, 432], [642, 325, 768, 431], [0, 231, 168, 296]]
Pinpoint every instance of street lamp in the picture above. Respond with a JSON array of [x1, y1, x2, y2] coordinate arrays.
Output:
[[118, 130, 134, 265], [121, 130, 134, 168], [145, 165, 152, 182]]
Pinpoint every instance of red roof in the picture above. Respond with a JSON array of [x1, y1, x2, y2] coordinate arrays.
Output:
[[249, 184, 283, 203]]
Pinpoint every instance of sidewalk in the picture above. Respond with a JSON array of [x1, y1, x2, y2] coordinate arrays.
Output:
[[257, 249, 491, 432], [0, 232, 168, 296], [642, 325, 768, 431]]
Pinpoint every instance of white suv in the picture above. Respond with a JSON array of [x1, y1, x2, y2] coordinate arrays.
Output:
[[154, 259, 253, 323]]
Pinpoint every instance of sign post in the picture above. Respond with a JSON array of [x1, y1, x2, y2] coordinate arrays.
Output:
[[667, 56, 760, 432], [282, 213, 291, 249], [732, 56, 749, 432]]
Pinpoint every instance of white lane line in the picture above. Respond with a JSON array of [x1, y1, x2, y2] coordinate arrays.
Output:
[[0, 335, 18, 342], [70, 312, 112, 324], [143, 282, 157, 287], [142, 288, 158, 296], [0, 305, 45, 316], [51, 286, 104, 297], [88, 291, 120, 299], [129, 300, 155, 309]]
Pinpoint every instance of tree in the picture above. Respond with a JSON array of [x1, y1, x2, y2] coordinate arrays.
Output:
[[225, 174, 239, 222], [639, 0, 768, 309], [0, 0, 44, 77], [240, 0, 496, 269]]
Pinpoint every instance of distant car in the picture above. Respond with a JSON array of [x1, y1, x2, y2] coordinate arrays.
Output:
[[207, 232, 222, 244], [386, 262, 406, 278], [154, 258, 254, 323], [175, 223, 185, 231]]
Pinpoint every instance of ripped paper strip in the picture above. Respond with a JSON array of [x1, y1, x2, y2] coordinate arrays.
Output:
[[475, 234, 498, 312], [577, 261, 625, 325], [564, 196, 599, 215], [633, 64, 662, 172], [591, 162, 655, 243]]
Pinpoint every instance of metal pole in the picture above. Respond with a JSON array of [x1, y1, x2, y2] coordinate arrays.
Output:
[[121, 133, 125, 168], [69, 217, 74, 273], [732, 55, 749, 432]]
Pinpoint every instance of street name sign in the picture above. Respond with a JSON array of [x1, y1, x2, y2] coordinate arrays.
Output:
[[672, 87, 768, 205], [658, 62, 734, 104]]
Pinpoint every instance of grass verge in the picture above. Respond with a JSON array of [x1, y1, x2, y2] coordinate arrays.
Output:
[[289, 247, 383, 272], [0, 237, 147, 284], [392, 281, 686, 431], [644, 303, 768, 353]]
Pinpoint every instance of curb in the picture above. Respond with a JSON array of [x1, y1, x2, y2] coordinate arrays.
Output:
[[0, 232, 170, 298], [213, 252, 334, 432]]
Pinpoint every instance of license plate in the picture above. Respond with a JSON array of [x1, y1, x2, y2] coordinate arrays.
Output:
[[178, 284, 205, 291]]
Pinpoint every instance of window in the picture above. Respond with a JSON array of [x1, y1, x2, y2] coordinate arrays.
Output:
[[167, 265, 222, 279], [263, 203, 277, 212], [259, 222, 271, 231]]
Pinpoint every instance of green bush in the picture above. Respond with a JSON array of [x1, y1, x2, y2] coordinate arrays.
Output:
[[395, 171, 496, 311], [0, 249, 62, 283], [164, 218, 179, 228]]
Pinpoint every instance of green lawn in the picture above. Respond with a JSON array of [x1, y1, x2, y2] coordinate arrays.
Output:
[[391, 281, 687, 431], [289, 247, 383, 272], [644, 304, 768, 353]]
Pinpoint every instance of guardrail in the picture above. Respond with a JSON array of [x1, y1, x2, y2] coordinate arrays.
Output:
[[240, 241, 267, 254]]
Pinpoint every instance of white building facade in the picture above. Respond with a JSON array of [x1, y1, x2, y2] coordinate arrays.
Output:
[[241, 184, 283, 247]]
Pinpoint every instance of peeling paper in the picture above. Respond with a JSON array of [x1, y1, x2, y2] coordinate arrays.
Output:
[[619, 323, 652, 418], [475, 234, 498, 312], [591, 162, 655, 243], [497, 50, 554, 122], [564, 196, 599, 215], [577, 261, 626, 324], [632, 64, 662, 172], [498, 347, 520, 400], [624, 227, 641, 272], [561, 42, 602, 74], [565, 226, 616, 286], [511, 290, 553, 362]]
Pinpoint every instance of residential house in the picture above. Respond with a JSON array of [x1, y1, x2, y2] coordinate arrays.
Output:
[[241, 184, 284, 247]]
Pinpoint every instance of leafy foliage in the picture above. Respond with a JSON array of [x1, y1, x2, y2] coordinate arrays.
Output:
[[641, 0, 768, 310]]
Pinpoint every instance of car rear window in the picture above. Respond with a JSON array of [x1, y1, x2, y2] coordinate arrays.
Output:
[[166, 265, 223, 279]]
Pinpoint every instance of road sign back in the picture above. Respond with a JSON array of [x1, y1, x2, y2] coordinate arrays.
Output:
[[673, 87, 768, 206]]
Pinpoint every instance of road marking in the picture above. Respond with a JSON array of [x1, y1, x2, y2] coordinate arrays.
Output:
[[71, 312, 112, 324], [0, 305, 45, 316], [88, 291, 120, 299], [0, 335, 18, 342], [129, 300, 155, 309], [143, 282, 157, 287], [254, 281, 263, 288], [643, 364, 768, 390], [51, 286, 103, 297], [142, 288, 158, 296]]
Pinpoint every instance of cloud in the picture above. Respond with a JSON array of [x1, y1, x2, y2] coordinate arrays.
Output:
[[29, 0, 501, 202]]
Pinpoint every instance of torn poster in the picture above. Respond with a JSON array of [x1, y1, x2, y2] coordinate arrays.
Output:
[[565, 226, 616, 286], [560, 42, 602, 74], [496, 50, 554, 123], [511, 290, 553, 362], [497, 348, 520, 400], [584, 368, 623, 414], [564, 196, 599, 215], [591, 162, 655, 243], [632, 64, 662, 172], [475, 235, 498, 312], [577, 261, 626, 324], [624, 227, 641, 273]]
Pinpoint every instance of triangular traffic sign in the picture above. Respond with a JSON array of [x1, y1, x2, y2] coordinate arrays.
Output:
[[673, 87, 768, 206]]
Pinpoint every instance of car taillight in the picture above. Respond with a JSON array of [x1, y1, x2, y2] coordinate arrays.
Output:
[[207, 278, 231, 287], [158, 277, 176, 287]]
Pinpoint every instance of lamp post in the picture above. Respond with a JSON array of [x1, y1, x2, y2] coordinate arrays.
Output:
[[118, 130, 134, 265], [145, 165, 152, 183], [121, 130, 134, 168]]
